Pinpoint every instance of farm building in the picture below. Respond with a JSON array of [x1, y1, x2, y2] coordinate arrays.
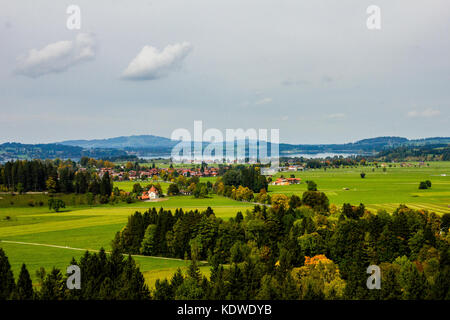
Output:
[[141, 186, 159, 200], [271, 177, 301, 186]]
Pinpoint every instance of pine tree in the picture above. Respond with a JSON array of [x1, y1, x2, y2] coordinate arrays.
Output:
[[100, 171, 112, 197], [117, 255, 150, 300], [154, 279, 172, 300], [39, 267, 66, 300], [170, 268, 184, 297], [99, 277, 115, 300], [187, 258, 201, 283], [0, 248, 15, 300], [14, 263, 34, 300]]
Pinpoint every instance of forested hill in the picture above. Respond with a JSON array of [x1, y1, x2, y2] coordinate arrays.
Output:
[[279, 136, 450, 155], [376, 144, 450, 161], [1, 136, 449, 162], [59, 135, 178, 149], [0, 142, 127, 162], [59, 135, 450, 155]]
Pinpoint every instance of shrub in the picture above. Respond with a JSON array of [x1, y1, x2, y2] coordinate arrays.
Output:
[[132, 183, 143, 194], [302, 191, 329, 213], [99, 195, 109, 204], [167, 183, 180, 196], [289, 194, 302, 208], [125, 195, 135, 204], [86, 192, 94, 205], [48, 199, 65, 212], [306, 180, 318, 191], [360, 172, 366, 178], [441, 213, 450, 233], [419, 181, 428, 189], [425, 180, 432, 188]]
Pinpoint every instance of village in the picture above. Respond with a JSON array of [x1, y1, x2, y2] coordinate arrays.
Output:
[[96, 166, 220, 181]]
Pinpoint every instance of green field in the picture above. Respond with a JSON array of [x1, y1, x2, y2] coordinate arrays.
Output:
[[271, 161, 450, 214], [1, 161, 449, 288], [113, 180, 172, 193], [0, 194, 251, 287], [113, 177, 215, 193]]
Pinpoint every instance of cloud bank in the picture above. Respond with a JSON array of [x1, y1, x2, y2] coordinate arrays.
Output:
[[122, 42, 192, 80], [15, 33, 96, 78]]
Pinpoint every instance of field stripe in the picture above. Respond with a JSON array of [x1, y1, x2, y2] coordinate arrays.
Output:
[[366, 203, 450, 214], [0, 216, 128, 237], [0, 240, 193, 262]]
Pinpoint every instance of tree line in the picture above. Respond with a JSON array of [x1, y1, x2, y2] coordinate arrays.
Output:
[[0, 247, 149, 300], [0, 160, 113, 198]]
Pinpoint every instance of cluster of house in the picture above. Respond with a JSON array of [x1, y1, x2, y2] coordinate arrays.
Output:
[[284, 165, 305, 171], [178, 168, 219, 177], [270, 177, 302, 186], [97, 167, 219, 181], [399, 162, 427, 167]]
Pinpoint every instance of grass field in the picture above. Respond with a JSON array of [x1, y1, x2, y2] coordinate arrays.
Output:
[[113, 180, 172, 193], [0, 194, 251, 287], [0, 161, 449, 288], [270, 161, 450, 214], [113, 177, 215, 193]]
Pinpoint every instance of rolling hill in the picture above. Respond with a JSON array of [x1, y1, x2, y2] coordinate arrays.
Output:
[[1, 136, 449, 162]]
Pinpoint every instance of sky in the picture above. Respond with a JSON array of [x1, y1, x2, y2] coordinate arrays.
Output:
[[0, 0, 449, 144]]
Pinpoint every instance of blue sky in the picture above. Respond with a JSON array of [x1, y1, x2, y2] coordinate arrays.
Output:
[[0, 0, 449, 144]]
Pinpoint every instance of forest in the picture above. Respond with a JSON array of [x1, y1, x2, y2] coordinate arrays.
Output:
[[111, 199, 450, 300]]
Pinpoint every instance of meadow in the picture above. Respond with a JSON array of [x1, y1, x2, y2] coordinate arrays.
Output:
[[113, 180, 171, 193], [0, 194, 251, 287], [0, 161, 449, 288], [113, 177, 215, 193], [270, 161, 450, 214]]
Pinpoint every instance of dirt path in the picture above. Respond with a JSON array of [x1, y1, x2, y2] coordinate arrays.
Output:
[[0, 240, 192, 262]]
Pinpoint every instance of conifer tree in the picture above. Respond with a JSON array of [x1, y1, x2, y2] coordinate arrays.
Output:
[[0, 248, 15, 300], [39, 267, 66, 300], [14, 263, 34, 300]]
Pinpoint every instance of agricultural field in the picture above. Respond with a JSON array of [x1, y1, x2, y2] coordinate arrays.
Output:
[[271, 161, 450, 215], [0, 161, 449, 289], [114, 180, 172, 193], [113, 177, 214, 193], [0, 194, 251, 287]]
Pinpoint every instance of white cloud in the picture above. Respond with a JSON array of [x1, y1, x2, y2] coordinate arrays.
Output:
[[122, 42, 192, 80], [407, 108, 441, 118], [327, 113, 346, 119], [254, 97, 272, 105], [15, 33, 96, 78]]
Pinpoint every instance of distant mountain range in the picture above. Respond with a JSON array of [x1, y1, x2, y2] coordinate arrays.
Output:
[[59, 135, 178, 149], [1, 135, 449, 162], [59, 135, 450, 155]]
